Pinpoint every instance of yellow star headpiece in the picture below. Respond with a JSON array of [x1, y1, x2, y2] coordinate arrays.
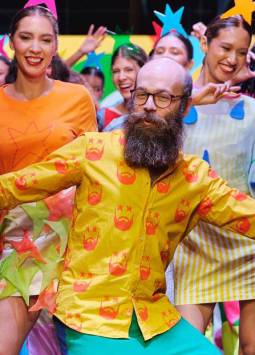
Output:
[[221, 0, 255, 25]]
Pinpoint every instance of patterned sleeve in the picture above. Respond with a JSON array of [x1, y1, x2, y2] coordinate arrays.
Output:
[[0, 135, 85, 210], [197, 164, 255, 239]]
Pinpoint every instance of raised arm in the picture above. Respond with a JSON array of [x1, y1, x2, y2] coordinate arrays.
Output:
[[65, 25, 107, 68]]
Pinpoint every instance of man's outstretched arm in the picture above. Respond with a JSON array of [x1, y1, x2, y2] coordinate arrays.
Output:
[[0, 136, 85, 210], [197, 165, 255, 239]]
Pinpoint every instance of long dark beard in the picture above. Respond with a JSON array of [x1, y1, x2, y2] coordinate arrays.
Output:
[[124, 110, 183, 171]]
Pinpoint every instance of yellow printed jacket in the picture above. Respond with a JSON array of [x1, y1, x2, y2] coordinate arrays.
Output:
[[1, 130, 255, 340]]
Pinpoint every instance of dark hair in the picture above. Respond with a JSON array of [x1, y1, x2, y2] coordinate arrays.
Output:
[[80, 66, 105, 86], [240, 44, 255, 96], [153, 31, 193, 61], [9, 5, 59, 39], [6, 6, 59, 83], [111, 43, 148, 68], [5, 58, 16, 83], [0, 55, 11, 67], [183, 72, 193, 97], [68, 70, 86, 84], [50, 54, 71, 82], [179, 72, 192, 114], [205, 15, 252, 44], [0, 55, 11, 85]]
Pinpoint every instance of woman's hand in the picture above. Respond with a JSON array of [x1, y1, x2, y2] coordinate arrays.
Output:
[[65, 24, 107, 67], [192, 82, 241, 106], [78, 24, 107, 55], [190, 22, 207, 41]]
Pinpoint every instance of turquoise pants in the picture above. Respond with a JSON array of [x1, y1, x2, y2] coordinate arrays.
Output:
[[54, 314, 221, 355]]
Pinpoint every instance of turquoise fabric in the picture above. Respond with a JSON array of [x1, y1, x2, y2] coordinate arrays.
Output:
[[19, 340, 29, 355], [54, 315, 220, 355]]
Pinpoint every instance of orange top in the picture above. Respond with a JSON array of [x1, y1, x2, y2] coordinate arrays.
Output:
[[0, 80, 97, 173]]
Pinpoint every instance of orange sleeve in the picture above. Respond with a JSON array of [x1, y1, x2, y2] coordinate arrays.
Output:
[[77, 87, 98, 135]]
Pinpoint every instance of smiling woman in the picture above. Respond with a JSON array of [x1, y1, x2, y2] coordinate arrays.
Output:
[[6, 6, 57, 99], [10, 17, 56, 77], [0, 5, 97, 354], [97, 43, 147, 131], [171, 15, 255, 355], [199, 16, 251, 85]]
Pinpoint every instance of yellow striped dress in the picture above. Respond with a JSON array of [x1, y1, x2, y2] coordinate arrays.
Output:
[[172, 95, 255, 304]]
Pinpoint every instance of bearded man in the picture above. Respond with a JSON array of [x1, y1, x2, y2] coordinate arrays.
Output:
[[1, 58, 254, 354]]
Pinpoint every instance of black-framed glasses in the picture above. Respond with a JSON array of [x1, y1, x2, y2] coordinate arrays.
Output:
[[131, 89, 186, 109]]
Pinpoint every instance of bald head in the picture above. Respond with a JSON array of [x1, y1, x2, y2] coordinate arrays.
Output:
[[125, 59, 190, 171], [136, 57, 192, 97]]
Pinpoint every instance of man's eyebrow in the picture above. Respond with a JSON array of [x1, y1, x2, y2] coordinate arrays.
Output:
[[135, 87, 172, 93]]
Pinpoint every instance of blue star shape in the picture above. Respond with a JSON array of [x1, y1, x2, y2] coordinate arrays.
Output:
[[154, 4, 186, 36], [188, 35, 204, 73], [83, 51, 105, 69]]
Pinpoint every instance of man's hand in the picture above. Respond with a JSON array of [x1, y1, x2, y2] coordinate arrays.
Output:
[[192, 82, 241, 106]]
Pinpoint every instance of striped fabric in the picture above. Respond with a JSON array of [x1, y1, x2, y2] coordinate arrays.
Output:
[[172, 95, 255, 304]]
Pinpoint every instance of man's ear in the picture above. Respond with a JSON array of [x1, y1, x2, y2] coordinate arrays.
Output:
[[182, 97, 192, 117], [200, 35, 208, 54]]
